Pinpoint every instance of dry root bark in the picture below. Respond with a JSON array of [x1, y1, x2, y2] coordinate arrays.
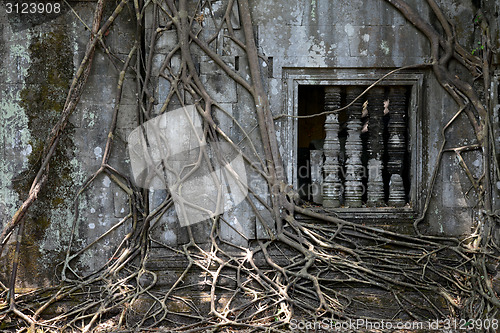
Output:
[[0, 0, 499, 331]]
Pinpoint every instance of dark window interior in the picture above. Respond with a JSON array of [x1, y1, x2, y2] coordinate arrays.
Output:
[[297, 85, 326, 201], [297, 85, 411, 207]]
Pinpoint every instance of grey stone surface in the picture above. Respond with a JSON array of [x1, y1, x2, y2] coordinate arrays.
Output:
[[149, 189, 179, 247], [200, 59, 238, 103], [0, 0, 498, 287], [153, 30, 179, 55]]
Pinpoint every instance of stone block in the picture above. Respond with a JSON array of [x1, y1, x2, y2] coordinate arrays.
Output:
[[220, 200, 255, 246], [255, 208, 275, 240], [149, 196, 179, 247], [154, 29, 178, 54], [212, 103, 234, 137], [73, 127, 108, 163], [200, 56, 237, 103], [108, 141, 131, 179], [234, 55, 250, 79], [106, 9, 135, 55], [115, 103, 138, 131], [115, 127, 134, 146], [247, 171, 275, 239], [144, 6, 154, 30], [151, 53, 167, 80], [77, 104, 111, 129], [200, 72, 237, 103], [80, 74, 116, 105], [156, 76, 171, 106], [121, 77, 138, 105], [222, 29, 245, 56], [177, 219, 213, 245], [442, 181, 468, 208], [170, 54, 182, 74], [233, 85, 263, 158], [199, 55, 237, 74]]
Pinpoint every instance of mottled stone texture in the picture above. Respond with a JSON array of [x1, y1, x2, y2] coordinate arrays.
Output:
[[0, 1, 136, 286], [0, 0, 499, 290]]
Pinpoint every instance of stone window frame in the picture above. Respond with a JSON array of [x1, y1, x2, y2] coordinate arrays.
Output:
[[282, 68, 425, 221]]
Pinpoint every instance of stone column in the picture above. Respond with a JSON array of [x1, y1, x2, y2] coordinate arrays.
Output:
[[344, 86, 364, 207], [366, 87, 385, 206], [387, 86, 407, 207], [322, 86, 342, 208]]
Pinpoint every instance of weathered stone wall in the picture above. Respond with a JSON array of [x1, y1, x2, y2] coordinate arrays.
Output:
[[249, 0, 499, 236], [0, 0, 499, 290]]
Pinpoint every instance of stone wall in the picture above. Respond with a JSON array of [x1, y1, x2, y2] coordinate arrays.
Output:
[[0, 0, 499, 290], [0, 1, 137, 286]]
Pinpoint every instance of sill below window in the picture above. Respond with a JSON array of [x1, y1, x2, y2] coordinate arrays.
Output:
[[294, 206, 418, 234], [295, 206, 418, 222]]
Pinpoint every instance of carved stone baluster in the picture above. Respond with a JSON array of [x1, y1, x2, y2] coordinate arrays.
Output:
[[344, 86, 364, 207], [366, 87, 386, 207], [387, 86, 407, 207], [322, 86, 342, 208]]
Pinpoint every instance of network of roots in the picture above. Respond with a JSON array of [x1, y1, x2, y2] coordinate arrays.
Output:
[[0, 0, 498, 332]]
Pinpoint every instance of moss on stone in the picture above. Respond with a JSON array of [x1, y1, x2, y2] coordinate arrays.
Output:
[[10, 26, 76, 287]]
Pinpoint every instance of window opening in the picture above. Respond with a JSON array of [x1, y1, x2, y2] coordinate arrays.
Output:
[[297, 85, 411, 208]]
